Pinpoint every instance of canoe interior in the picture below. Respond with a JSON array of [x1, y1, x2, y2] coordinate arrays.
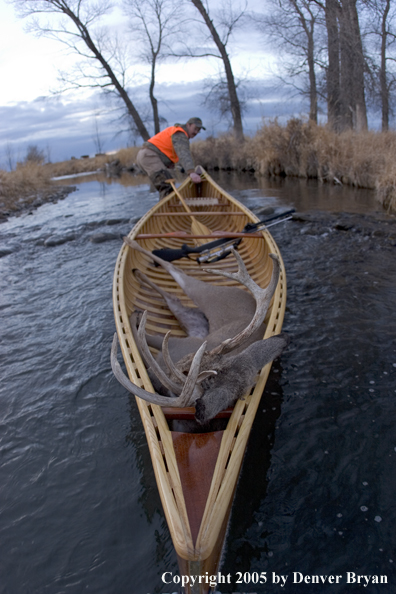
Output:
[[113, 170, 286, 593]]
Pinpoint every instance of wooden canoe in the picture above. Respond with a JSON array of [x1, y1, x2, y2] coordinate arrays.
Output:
[[112, 169, 286, 593]]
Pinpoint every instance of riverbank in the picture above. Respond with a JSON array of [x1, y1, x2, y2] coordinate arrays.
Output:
[[0, 148, 140, 220], [2, 122, 396, 219]]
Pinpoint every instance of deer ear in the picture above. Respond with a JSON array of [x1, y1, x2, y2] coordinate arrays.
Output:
[[194, 398, 206, 424]]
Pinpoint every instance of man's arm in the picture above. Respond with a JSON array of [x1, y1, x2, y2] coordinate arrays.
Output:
[[171, 131, 195, 173]]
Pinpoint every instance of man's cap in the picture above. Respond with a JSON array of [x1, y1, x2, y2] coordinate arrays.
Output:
[[186, 117, 206, 130]]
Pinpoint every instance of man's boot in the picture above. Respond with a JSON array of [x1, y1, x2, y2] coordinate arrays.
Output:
[[151, 169, 173, 200]]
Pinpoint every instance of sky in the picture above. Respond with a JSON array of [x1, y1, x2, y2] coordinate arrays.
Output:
[[0, 0, 307, 167]]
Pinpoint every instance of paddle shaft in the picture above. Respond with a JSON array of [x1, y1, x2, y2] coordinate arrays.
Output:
[[166, 178, 193, 213], [166, 178, 212, 244]]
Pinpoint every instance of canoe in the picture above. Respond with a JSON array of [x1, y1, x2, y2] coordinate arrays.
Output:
[[112, 169, 286, 593]]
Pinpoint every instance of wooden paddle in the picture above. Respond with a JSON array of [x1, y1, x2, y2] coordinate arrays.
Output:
[[166, 178, 212, 245]]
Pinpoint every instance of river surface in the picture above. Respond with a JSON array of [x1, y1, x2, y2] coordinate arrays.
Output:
[[1, 172, 396, 594]]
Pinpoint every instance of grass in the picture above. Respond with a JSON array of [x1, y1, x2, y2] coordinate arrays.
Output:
[[0, 161, 54, 215]]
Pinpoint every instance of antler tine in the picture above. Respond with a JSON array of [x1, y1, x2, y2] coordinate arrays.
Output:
[[197, 370, 217, 382], [162, 331, 186, 384], [137, 311, 183, 395], [203, 248, 266, 295], [162, 330, 217, 384], [162, 330, 217, 385], [111, 333, 182, 406], [203, 250, 280, 356], [177, 340, 208, 406]]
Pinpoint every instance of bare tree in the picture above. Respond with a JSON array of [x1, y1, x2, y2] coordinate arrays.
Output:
[[92, 113, 105, 153], [171, 0, 246, 140], [365, 0, 396, 130], [11, 0, 150, 140], [202, 69, 249, 128], [4, 143, 16, 172], [124, 0, 183, 135], [25, 145, 46, 164], [258, 0, 323, 124]]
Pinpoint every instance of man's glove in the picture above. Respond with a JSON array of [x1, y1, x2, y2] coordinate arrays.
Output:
[[190, 172, 202, 183]]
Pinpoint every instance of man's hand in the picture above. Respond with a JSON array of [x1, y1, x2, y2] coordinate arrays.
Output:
[[189, 172, 202, 183]]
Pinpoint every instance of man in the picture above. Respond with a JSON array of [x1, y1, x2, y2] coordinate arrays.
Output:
[[136, 117, 205, 199]]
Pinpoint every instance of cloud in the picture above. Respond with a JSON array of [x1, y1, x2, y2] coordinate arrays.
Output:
[[0, 79, 307, 168]]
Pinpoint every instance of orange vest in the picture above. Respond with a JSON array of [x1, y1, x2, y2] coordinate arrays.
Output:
[[147, 126, 188, 163]]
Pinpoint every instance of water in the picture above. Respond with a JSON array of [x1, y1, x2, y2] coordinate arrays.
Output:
[[1, 174, 395, 594]]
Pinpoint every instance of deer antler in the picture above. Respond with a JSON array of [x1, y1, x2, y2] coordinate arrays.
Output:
[[203, 249, 280, 356], [136, 311, 183, 395], [161, 330, 218, 384], [161, 331, 187, 384], [111, 333, 207, 407]]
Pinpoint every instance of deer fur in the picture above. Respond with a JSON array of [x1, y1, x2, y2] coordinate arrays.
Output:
[[111, 238, 289, 425]]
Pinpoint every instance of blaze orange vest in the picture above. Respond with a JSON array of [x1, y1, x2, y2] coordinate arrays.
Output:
[[147, 126, 188, 163]]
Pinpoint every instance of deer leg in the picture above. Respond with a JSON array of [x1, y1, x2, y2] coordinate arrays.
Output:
[[134, 269, 209, 339]]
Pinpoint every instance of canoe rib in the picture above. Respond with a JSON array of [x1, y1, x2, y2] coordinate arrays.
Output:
[[112, 169, 286, 590]]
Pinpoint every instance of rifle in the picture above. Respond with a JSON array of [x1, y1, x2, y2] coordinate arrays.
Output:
[[152, 209, 295, 264]]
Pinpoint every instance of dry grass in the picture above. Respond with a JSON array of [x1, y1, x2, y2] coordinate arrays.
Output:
[[191, 119, 396, 212], [0, 161, 53, 213]]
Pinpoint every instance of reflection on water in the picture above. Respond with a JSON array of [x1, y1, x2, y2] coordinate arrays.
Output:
[[212, 170, 383, 215], [1, 173, 395, 594]]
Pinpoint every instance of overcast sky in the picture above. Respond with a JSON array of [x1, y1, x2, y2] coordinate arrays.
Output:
[[0, 0, 309, 167]]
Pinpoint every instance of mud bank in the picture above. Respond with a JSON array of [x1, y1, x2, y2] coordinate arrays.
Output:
[[0, 185, 77, 222]]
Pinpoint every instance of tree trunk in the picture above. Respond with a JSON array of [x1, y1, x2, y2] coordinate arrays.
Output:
[[339, 0, 367, 131], [289, 0, 318, 123], [380, 0, 391, 131], [150, 54, 160, 134], [346, 0, 367, 131], [307, 30, 318, 123], [190, 0, 244, 140], [325, 0, 342, 130], [324, 0, 367, 131], [338, 0, 354, 129]]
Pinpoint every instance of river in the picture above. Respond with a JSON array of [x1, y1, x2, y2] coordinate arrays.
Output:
[[1, 172, 395, 594]]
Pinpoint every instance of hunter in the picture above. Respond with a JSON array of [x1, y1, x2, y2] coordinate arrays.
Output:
[[136, 117, 205, 199]]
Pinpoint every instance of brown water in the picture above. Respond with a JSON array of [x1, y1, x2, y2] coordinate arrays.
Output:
[[0, 173, 395, 594]]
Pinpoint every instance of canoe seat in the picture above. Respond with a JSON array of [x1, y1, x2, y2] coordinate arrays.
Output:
[[185, 197, 220, 206], [161, 406, 233, 420]]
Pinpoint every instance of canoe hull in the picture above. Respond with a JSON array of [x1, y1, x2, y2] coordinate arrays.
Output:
[[112, 170, 286, 592]]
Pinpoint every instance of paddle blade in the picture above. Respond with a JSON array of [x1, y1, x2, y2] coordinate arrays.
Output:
[[190, 218, 212, 244]]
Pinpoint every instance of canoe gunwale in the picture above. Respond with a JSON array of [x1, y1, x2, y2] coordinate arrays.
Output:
[[112, 169, 286, 575]]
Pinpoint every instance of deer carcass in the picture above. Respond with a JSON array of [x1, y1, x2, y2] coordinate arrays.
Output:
[[111, 238, 289, 424]]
